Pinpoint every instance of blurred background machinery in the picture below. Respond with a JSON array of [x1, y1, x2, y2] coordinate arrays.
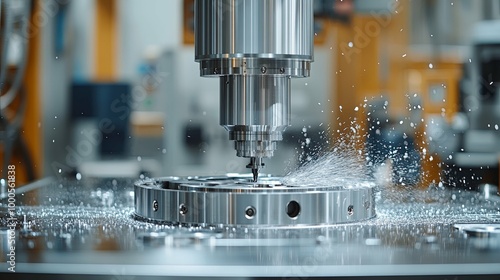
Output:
[[0, 0, 34, 185], [426, 20, 500, 190], [0, 0, 499, 189]]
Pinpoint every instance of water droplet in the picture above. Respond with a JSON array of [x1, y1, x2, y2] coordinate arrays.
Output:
[[348, 42, 353, 48], [354, 106, 359, 111], [137, 156, 142, 162], [402, 53, 407, 57], [428, 63, 433, 69], [495, 124, 499, 130], [76, 173, 82, 180], [162, 148, 167, 154], [429, 156, 434, 161], [58, 169, 62, 174]]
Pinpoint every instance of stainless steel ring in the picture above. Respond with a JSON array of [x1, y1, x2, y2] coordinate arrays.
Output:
[[134, 175, 377, 227], [229, 130, 284, 142], [199, 58, 311, 77]]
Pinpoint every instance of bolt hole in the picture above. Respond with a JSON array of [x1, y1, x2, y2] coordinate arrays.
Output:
[[286, 200, 301, 219], [364, 200, 371, 209], [179, 204, 188, 215], [347, 205, 354, 216], [245, 206, 256, 219]]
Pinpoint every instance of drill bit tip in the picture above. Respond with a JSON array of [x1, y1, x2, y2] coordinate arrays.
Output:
[[252, 168, 259, 182], [247, 157, 264, 182]]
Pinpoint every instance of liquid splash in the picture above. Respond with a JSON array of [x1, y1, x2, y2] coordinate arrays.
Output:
[[282, 128, 370, 188]]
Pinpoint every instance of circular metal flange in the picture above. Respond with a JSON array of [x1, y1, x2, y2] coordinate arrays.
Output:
[[134, 174, 376, 227], [454, 224, 500, 238]]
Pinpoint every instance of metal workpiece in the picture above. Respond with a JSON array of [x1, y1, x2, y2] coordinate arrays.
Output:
[[455, 224, 500, 239], [454, 224, 500, 250], [3, 177, 500, 278], [134, 175, 376, 227]]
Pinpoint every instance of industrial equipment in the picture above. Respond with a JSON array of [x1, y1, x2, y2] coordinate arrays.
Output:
[[2, 177, 500, 279], [427, 20, 500, 189], [133, 0, 376, 227], [0, 0, 34, 186], [134, 175, 376, 226], [194, 0, 313, 181], [3, 1, 500, 279]]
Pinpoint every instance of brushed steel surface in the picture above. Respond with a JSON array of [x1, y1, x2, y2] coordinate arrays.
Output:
[[194, 0, 314, 165], [134, 175, 376, 226], [195, 0, 313, 61], [220, 75, 290, 158], [220, 75, 290, 130], [2, 177, 500, 278]]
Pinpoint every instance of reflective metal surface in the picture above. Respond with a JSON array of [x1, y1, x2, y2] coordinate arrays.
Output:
[[134, 175, 376, 226], [195, 0, 314, 177], [1, 177, 500, 279], [194, 0, 313, 62], [455, 224, 500, 239], [220, 75, 290, 158]]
